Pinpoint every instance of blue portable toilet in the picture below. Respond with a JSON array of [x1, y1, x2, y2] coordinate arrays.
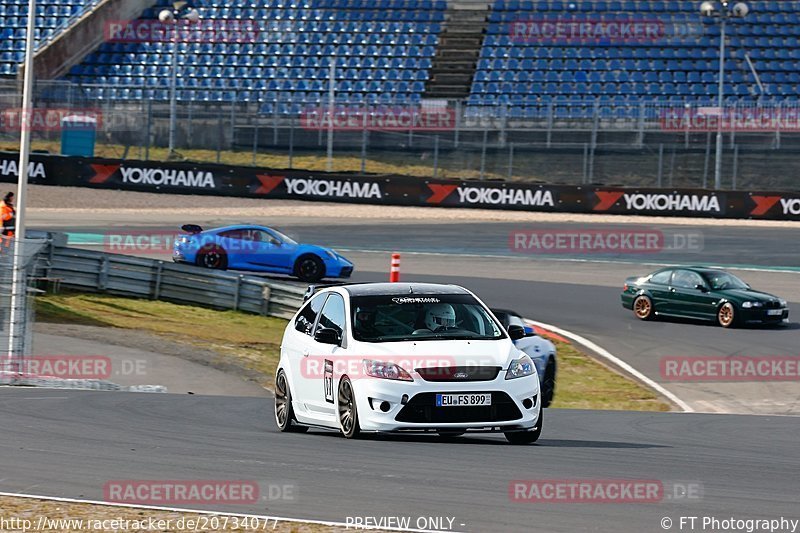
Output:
[[60, 115, 97, 156]]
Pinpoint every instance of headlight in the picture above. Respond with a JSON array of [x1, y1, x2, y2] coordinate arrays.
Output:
[[741, 301, 763, 309], [779, 299, 787, 307], [505, 355, 535, 380], [325, 250, 337, 259], [177, 236, 189, 245], [363, 360, 413, 381]]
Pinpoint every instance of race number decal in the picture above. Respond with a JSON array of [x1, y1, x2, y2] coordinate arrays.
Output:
[[324, 359, 334, 403]]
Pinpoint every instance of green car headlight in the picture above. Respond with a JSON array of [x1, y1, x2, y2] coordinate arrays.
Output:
[[779, 299, 787, 307], [741, 301, 763, 309]]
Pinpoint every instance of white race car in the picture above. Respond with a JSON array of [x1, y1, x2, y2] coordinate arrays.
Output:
[[275, 282, 543, 444]]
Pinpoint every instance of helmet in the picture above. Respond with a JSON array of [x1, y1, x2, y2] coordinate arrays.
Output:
[[355, 306, 376, 329], [425, 303, 456, 331]]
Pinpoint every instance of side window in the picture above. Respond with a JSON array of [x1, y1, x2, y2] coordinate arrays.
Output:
[[315, 294, 347, 338], [295, 294, 327, 335], [650, 270, 672, 285], [672, 270, 704, 289]]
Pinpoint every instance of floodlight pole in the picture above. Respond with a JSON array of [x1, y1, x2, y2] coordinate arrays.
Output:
[[168, 16, 179, 157], [714, 17, 726, 190], [7, 0, 37, 370], [326, 58, 335, 172]]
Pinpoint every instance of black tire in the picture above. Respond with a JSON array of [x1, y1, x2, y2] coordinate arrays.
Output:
[[294, 255, 326, 282], [196, 245, 228, 270], [717, 302, 738, 328], [274, 370, 308, 433], [633, 294, 654, 321], [504, 407, 543, 445], [541, 358, 556, 408], [337, 376, 361, 439]]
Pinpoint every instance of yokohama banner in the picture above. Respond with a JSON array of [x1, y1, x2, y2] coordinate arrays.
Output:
[[1, 151, 798, 221]]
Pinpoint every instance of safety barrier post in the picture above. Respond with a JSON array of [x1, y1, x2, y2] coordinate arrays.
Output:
[[389, 253, 400, 283]]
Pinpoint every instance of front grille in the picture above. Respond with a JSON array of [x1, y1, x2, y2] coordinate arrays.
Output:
[[764, 300, 782, 309], [416, 366, 501, 382], [395, 391, 522, 424]]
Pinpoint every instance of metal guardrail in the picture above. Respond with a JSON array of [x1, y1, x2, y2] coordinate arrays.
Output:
[[40, 245, 306, 320]]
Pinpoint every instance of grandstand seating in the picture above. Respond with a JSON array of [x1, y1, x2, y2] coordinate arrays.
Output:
[[2, 0, 799, 116], [63, 0, 446, 109], [0, 0, 95, 75], [469, 0, 800, 117]]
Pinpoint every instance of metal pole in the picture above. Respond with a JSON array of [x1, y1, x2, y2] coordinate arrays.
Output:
[[479, 128, 488, 180], [657, 143, 664, 187], [360, 124, 367, 175], [252, 120, 258, 166], [168, 17, 179, 157], [326, 58, 335, 172], [703, 131, 711, 188], [714, 17, 726, 190], [145, 98, 152, 160], [432, 135, 439, 179], [8, 0, 37, 368], [732, 144, 739, 190], [288, 118, 294, 169], [507, 141, 514, 180]]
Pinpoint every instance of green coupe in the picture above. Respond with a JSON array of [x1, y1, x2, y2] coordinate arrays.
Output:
[[621, 267, 789, 328]]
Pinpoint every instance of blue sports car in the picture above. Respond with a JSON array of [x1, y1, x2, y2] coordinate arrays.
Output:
[[172, 224, 354, 282]]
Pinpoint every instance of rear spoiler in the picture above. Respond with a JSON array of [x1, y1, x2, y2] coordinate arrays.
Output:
[[181, 224, 203, 234]]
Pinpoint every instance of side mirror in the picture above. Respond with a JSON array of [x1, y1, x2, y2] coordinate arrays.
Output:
[[523, 326, 537, 337], [314, 327, 341, 345], [695, 284, 709, 293], [508, 325, 526, 341]]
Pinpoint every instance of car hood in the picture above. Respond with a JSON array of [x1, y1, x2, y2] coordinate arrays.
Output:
[[717, 288, 782, 303], [348, 338, 523, 369]]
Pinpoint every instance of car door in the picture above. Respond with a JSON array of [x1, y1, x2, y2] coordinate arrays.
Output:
[[306, 292, 348, 417], [247, 228, 293, 272], [669, 269, 717, 318], [646, 269, 674, 313], [260, 229, 297, 273], [284, 292, 328, 419]]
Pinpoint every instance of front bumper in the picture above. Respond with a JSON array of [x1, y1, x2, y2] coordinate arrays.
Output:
[[351, 373, 540, 433], [739, 307, 789, 324]]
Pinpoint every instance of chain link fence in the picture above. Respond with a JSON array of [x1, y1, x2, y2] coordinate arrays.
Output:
[[0, 237, 49, 385], [2, 80, 799, 189]]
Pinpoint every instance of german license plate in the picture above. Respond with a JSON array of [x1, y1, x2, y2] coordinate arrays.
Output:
[[436, 393, 492, 407], [767, 309, 783, 316]]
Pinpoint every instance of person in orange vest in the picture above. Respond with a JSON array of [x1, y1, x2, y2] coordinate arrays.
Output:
[[1, 192, 15, 241]]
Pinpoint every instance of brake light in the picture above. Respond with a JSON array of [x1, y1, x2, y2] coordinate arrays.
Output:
[[623, 283, 629, 291]]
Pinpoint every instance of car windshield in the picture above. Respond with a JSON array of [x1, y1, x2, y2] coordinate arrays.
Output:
[[704, 271, 749, 290], [350, 294, 506, 342]]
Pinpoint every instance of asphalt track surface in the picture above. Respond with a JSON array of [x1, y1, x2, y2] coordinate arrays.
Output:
[[40, 218, 800, 414], [1, 388, 798, 533]]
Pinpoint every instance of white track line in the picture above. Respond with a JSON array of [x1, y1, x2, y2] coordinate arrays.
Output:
[[524, 319, 695, 413], [0, 491, 457, 533]]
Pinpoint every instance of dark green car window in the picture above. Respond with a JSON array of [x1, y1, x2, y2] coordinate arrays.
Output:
[[650, 270, 673, 285], [672, 270, 705, 289]]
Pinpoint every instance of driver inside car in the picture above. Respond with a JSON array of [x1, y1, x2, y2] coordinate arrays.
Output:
[[424, 303, 457, 332]]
